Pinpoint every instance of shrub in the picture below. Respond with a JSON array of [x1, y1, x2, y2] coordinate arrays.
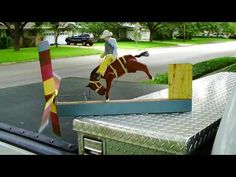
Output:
[[176, 35, 192, 40], [154, 31, 173, 41], [23, 37, 35, 47], [0, 36, 13, 49], [147, 57, 236, 84], [223, 63, 236, 72], [118, 37, 134, 42], [228, 35, 236, 39], [153, 72, 168, 84]]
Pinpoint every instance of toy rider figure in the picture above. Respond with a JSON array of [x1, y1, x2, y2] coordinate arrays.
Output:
[[96, 30, 118, 79]]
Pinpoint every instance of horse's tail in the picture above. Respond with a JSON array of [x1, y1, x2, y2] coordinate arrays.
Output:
[[134, 51, 149, 58]]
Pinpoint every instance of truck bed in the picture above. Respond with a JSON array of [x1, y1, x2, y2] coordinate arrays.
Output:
[[73, 72, 236, 154]]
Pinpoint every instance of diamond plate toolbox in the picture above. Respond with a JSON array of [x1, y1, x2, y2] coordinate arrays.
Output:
[[73, 72, 236, 155]]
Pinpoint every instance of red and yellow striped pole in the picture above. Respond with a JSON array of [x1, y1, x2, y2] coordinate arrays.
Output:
[[38, 41, 61, 136]]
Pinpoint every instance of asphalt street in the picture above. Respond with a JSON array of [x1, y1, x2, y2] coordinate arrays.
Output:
[[1, 41, 236, 89]]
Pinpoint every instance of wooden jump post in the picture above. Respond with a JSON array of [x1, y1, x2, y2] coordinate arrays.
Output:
[[38, 41, 61, 136], [168, 64, 192, 99]]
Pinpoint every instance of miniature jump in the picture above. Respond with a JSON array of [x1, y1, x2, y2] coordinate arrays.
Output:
[[37, 40, 192, 136]]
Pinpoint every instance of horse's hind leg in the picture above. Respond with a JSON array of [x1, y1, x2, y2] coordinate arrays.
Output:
[[129, 61, 153, 80]]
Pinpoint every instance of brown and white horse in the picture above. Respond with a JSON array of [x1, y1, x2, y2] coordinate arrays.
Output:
[[87, 51, 153, 100]]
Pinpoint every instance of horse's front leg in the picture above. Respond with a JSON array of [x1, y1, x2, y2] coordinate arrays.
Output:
[[105, 72, 115, 101]]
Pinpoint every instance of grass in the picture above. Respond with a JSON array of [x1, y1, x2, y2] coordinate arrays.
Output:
[[1, 37, 235, 64], [0, 46, 101, 64], [145, 57, 236, 85], [163, 37, 235, 45], [95, 37, 235, 49], [95, 41, 177, 49]]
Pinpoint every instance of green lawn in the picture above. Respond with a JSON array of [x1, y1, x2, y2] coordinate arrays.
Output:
[[95, 38, 235, 49], [95, 41, 177, 49], [163, 37, 235, 45], [1, 37, 235, 64], [0, 46, 101, 64], [144, 57, 236, 85]]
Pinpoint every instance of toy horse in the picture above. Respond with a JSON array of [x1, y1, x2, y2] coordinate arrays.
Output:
[[87, 51, 153, 100]]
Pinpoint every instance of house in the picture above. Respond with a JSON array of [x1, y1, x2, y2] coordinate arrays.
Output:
[[0, 22, 6, 37], [0, 22, 151, 48], [43, 22, 151, 43], [41, 22, 76, 45], [0, 22, 42, 47], [119, 23, 150, 41], [0, 22, 76, 47]]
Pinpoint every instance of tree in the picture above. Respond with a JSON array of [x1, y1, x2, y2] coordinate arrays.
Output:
[[195, 22, 236, 37], [79, 22, 124, 40], [1, 22, 28, 51], [139, 22, 166, 42], [154, 23, 177, 41], [47, 22, 76, 47], [104, 22, 124, 38], [196, 22, 223, 37], [220, 22, 236, 36], [175, 22, 198, 41], [80, 22, 105, 40]]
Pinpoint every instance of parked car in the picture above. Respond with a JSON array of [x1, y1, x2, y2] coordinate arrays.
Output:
[[65, 34, 96, 46]]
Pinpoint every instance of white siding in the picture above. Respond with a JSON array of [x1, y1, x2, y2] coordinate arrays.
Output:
[[140, 31, 150, 41], [126, 29, 150, 41], [126, 30, 135, 40]]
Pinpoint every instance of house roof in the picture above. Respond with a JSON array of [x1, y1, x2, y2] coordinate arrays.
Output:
[[0, 22, 34, 30], [0, 22, 6, 29], [0, 22, 76, 30]]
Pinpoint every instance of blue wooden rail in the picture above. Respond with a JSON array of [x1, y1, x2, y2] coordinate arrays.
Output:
[[57, 99, 192, 116]]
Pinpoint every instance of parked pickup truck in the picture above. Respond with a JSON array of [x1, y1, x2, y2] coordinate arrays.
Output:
[[65, 34, 96, 46]]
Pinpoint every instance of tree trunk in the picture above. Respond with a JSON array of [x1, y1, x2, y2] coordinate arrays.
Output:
[[170, 29, 175, 39], [183, 24, 186, 42], [149, 29, 154, 42], [13, 23, 20, 51], [2, 22, 27, 51], [55, 32, 59, 47], [207, 31, 211, 37]]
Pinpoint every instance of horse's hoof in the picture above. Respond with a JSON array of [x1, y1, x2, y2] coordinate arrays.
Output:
[[151, 76, 155, 81], [105, 99, 110, 102]]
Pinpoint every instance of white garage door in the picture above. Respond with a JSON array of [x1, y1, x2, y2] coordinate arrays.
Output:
[[43, 32, 68, 45]]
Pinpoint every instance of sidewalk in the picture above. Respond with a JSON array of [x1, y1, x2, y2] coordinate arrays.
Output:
[[62, 43, 193, 57], [65, 45, 142, 56]]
